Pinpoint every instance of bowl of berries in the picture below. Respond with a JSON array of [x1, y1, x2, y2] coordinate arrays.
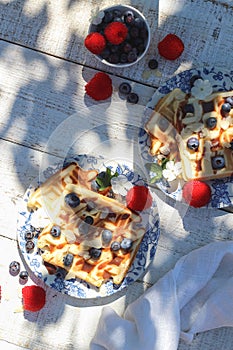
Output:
[[84, 5, 151, 68]]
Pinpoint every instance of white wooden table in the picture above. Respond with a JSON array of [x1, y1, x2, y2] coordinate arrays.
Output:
[[0, 1, 233, 349]]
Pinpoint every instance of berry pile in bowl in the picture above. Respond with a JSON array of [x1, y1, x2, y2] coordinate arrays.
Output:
[[84, 5, 150, 68]]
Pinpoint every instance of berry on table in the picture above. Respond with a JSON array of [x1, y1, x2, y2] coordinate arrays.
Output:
[[127, 92, 139, 104], [25, 240, 35, 252], [85, 72, 113, 101], [9, 261, 20, 276], [148, 59, 158, 69], [182, 180, 212, 208], [22, 285, 46, 312], [126, 186, 153, 211], [19, 270, 29, 282], [158, 34, 184, 60], [119, 82, 132, 95]]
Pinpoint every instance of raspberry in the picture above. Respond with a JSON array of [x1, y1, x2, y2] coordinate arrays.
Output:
[[126, 186, 153, 211], [85, 72, 113, 101], [104, 22, 128, 45], [182, 180, 212, 208], [22, 285, 46, 312], [158, 34, 184, 60], [84, 32, 106, 55]]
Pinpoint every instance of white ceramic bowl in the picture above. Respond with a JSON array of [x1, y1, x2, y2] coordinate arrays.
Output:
[[88, 4, 151, 68]]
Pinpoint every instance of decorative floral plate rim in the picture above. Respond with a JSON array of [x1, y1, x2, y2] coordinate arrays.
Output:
[[17, 154, 160, 299], [139, 66, 233, 208]]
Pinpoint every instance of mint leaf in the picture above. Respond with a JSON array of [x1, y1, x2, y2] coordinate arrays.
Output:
[[96, 168, 119, 191], [145, 163, 163, 182]]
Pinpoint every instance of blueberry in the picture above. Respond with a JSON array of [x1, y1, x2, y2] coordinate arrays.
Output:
[[101, 229, 113, 246], [221, 103, 231, 116], [119, 82, 132, 95], [130, 26, 139, 38], [24, 231, 34, 240], [120, 238, 133, 251], [211, 155, 225, 169], [26, 240, 35, 252], [63, 253, 74, 267], [225, 96, 233, 106], [134, 17, 144, 28], [127, 92, 139, 104], [206, 117, 217, 129], [65, 193, 80, 208], [9, 261, 20, 275], [113, 9, 122, 18], [111, 241, 121, 251], [127, 51, 137, 63], [50, 225, 61, 237], [148, 59, 158, 70], [89, 247, 102, 259], [108, 53, 120, 64], [19, 270, 29, 280], [187, 137, 199, 151], [84, 216, 94, 225], [101, 48, 111, 60], [103, 11, 113, 23], [190, 75, 203, 87], [123, 42, 132, 53], [120, 53, 128, 63], [124, 11, 134, 25]]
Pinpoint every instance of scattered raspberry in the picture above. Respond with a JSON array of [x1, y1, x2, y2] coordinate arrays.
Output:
[[182, 180, 212, 208], [84, 32, 106, 55], [126, 186, 153, 211], [85, 72, 113, 101], [22, 285, 46, 312], [158, 34, 184, 60], [104, 22, 128, 45]]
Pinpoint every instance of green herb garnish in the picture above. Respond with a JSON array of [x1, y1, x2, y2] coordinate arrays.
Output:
[[145, 162, 163, 183], [96, 167, 119, 191]]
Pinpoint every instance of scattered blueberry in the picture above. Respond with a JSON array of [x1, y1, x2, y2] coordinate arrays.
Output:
[[110, 241, 121, 251], [148, 59, 158, 70], [187, 137, 199, 151], [120, 238, 133, 251], [211, 155, 225, 169], [101, 229, 113, 246], [206, 117, 217, 130], [25, 240, 35, 252], [24, 231, 34, 240], [65, 193, 80, 208], [63, 253, 74, 267], [19, 270, 29, 281], [50, 225, 61, 237], [9, 261, 20, 276], [119, 82, 132, 95], [89, 247, 102, 259], [127, 92, 139, 104], [221, 103, 231, 116], [84, 216, 94, 225]]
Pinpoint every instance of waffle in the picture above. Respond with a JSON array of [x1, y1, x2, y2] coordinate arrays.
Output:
[[145, 88, 233, 181], [27, 163, 146, 288]]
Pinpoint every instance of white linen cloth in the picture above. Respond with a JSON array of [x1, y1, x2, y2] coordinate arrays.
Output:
[[90, 241, 233, 350]]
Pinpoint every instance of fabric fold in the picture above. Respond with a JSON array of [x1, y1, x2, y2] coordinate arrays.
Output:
[[90, 241, 233, 350]]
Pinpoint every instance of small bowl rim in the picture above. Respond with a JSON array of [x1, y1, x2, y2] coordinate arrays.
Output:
[[88, 4, 151, 68]]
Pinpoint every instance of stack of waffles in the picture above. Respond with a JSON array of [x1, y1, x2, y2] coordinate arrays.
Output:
[[145, 88, 233, 181], [27, 163, 147, 288]]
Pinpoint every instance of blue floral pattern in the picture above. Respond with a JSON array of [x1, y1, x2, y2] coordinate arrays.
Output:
[[140, 67, 233, 209], [17, 155, 160, 299]]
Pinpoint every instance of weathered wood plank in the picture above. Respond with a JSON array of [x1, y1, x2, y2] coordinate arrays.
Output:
[[0, 0, 233, 86]]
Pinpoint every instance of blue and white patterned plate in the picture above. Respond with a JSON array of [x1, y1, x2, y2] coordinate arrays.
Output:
[[139, 67, 233, 208], [17, 155, 160, 299]]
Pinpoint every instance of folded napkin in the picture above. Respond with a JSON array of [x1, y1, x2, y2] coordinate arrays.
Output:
[[90, 241, 233, 350]]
